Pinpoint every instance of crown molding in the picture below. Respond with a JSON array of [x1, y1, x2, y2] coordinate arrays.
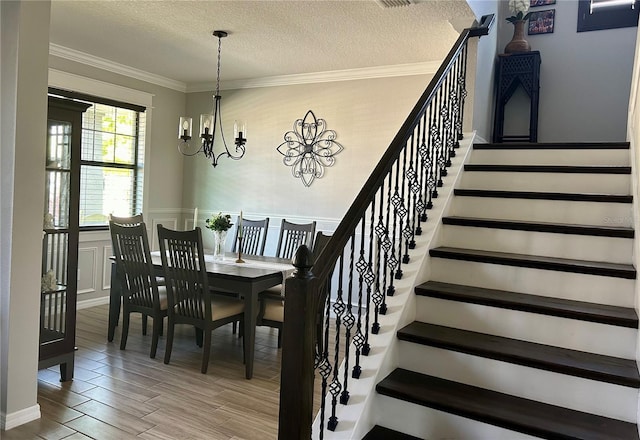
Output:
[[49, 43, 187, 92], [186, 61, 440, 93], [50, 43, 439, 94]]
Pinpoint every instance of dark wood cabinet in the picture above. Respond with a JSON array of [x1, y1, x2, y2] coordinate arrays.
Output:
[[39, 97, 90, 381], [493, 51, 541, 143]]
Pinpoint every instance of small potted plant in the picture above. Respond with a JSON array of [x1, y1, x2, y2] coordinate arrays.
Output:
[[205, 212, 233, 259]]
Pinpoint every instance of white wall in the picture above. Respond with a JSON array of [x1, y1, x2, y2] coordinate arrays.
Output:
[[184, 75, 435, 252], [468, 0, 500, 142], [498, 0, 637, 142], [1, 0, 51, 429]]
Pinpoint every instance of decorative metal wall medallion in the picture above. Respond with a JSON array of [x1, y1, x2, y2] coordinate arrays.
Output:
[[276, 110, 344, 187]]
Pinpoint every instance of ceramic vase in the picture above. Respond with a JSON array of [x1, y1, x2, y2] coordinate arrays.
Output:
[[505, 20, 531, 54]]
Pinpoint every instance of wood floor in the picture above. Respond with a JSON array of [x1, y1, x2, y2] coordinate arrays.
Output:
[[4, 304, 311, 440]]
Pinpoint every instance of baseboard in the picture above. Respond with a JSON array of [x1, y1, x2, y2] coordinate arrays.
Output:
[[77, 296, 109, 310], [1, 404, 41, 431]]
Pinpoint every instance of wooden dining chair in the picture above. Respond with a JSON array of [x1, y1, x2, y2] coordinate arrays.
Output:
[[258, 230, 331, 348], [108, 213, 144, 226], [275, 219, 317, 260], [109, 212, 164, 335], [157, 225, 245, 374], [109, 221, 167, 358], [231, 217, 269, 256]]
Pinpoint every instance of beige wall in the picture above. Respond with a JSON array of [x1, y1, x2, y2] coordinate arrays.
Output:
[[184, 75, 434, 252], [1, 0, 51, 429]]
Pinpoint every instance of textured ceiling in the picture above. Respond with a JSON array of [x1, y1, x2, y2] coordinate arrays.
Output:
[[49, 0, 476, 89]]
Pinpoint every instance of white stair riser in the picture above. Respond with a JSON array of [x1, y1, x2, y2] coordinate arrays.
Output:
[[460, 172, 630, 194], [469, 149, 630, 166], [448, 196, 633, 228], [397, 341, 638, 422], [439, 225, 633, 264], [429, 258, 636, 307], [374, 394, 540, 440], [415, 296, 636, 358]]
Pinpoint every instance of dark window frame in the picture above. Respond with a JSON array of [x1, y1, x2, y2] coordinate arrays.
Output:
[[48, 88, 146, 231], [577, 0, 640, 32]]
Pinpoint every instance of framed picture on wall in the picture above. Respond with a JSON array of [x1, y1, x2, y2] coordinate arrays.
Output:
[[528, 9, 555, 34], [530, 0, 556, 7]]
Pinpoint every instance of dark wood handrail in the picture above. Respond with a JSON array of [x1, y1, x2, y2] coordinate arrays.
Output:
[[312, 18, 492, 282], [279, 15, 494, 440]]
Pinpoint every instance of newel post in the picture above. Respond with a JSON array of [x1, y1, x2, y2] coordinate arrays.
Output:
[[278, 244, 319, 440]]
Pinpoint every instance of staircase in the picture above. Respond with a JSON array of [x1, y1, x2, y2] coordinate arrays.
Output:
[[364, 142, 640, 439]]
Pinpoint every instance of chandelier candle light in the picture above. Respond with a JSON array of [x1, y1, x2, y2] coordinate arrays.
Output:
[[236, 211, 244, 263], [178, 30, 247, 167]]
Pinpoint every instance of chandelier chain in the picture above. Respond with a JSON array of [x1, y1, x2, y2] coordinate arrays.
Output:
[[216, 35, 222, 96]]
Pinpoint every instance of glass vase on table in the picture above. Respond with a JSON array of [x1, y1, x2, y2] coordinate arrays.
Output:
[[212, 230, 227, 260]]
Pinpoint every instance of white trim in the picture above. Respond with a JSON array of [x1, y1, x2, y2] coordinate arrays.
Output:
[[49, 43, 438, 93], [1, 404, 41, 430], [187, 61, 440, 92], [48, 68, 154, 108], [49, 44, 186, 93], [77, 296, 110, 310], [77, 247, 97, 295], [102, 246, 113, 291]]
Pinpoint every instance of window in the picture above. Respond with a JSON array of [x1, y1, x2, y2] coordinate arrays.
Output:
[[577, 0, 640, 32], [48, 88, 146, 229]]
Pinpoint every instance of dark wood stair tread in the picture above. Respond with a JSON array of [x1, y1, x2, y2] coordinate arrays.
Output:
[[416, 281, 638, 328], [398, 322, 640, 387], [429, 247, 637, 279], [362, 425, 422, 440], [377, 369, 640, 440], [454, 189, 633, 203], [442, 216, 634, 238], [465, 164, 631, 174], [474, 142, 630, 150]]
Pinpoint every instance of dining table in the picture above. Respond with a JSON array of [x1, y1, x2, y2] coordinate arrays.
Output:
[[108, 251, 294, 379]]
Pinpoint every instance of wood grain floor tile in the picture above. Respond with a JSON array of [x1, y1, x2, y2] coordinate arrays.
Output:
[[73, 399, 155, 435], [1, 416, 75, 440], [3, 304, 336, 439], [86, 375, 161, 403], [36, 396, 83, 424], [64, 415, 139, 440], [78, 386, 159, 419]]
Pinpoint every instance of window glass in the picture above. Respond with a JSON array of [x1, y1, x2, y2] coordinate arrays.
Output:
[[79, 101, 144, 227]]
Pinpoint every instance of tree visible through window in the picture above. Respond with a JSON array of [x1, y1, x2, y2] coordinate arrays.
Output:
[[80, 102, 145, 228]]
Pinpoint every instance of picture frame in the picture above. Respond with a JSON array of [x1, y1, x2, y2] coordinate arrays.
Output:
[[530, 0, 556, 7], [528, 9, 555, 35]]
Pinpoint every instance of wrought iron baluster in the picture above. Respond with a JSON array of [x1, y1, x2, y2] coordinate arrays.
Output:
[[436, 85, 448, 183], [452, 54, 462, 148], [430, 95, 441, 199], [390, 159, 402, 280], [444, 71, 455, 165], [416, 112, 428, 226], [339, 235, 356, 405], [317, 279, 333, 440], [374, 183, 387, 319], [384, 172, 395, 297], [399, 141, 410, 264], [352, 215, 367, 378], [327, 252, 344, 432], [458, 43, 469, 141], [409, 122, 423, 239], [362, 200, 375, 353]]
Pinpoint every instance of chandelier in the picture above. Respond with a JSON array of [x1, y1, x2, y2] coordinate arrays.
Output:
[[178, 30, 247, 167]]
